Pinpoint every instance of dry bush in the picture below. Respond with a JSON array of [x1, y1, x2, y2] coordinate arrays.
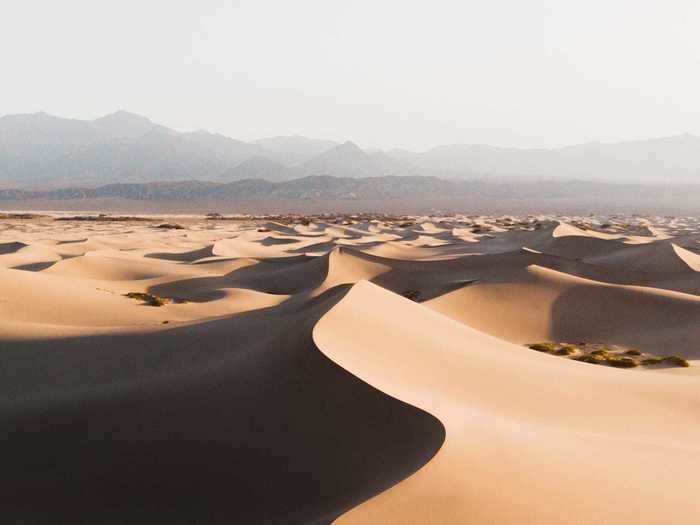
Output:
[[662, 355, 690, 368], [604, 355, 639, 368], [124, 292, 166, 307]]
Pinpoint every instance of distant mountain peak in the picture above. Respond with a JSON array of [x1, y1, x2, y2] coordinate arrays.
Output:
[[296, 138, 403, 178], [320, 140, 365, 157], [339, 140, 361, 149], [95, 110, 153, 125], [101, 109, 146, 118]]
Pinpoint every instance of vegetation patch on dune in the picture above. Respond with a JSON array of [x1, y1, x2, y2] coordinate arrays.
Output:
[[124, 292, 189, 307], [56, 214, 158, 222], [604, 355, 639, 368], [661, 355, 690, 367], [573, 353, 606, 365], [526, 342, 690, 369], [0, 212, 47, 219], [124, 292, 167, 306], [553, 345, 577, 356], [528, 342, 557, 353]]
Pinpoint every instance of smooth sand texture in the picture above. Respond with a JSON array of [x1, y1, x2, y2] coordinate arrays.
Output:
[[315, 281, 700, 525], [1, 213, 700, 523]]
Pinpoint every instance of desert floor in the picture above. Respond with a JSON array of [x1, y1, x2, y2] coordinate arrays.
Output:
[[2, 211, 700, 524]]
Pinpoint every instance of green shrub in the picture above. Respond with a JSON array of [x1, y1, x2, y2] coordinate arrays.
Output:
[[528, 343, 558, 353], [573, 354, 605, 364], [605, 356, 639, 368], [124, 292, 167, 307], [662, 355, 690, 368], [554, 345, 577, 356], [526, 341, 689, 371]]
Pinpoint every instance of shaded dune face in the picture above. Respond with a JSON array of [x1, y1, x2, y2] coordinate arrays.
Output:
[[0, 287, 444, 524], [0, 241, 27, 255], [149, 254, 328, 299], [146, 244, 216, 262], [549, 278, 700, 356], [2, 215, 700, 524], [426, 264, 700, 354]]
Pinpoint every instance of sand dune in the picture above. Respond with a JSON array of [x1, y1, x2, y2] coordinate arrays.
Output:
[[586, 241, 700, 272], [1, 212, 699, 523], [315, 281, 700, 525], [427, 264, 700, 355]]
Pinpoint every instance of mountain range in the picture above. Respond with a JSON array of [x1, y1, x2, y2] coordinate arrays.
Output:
[[2, 110, 700, 188], [3, 176, 700, 213]]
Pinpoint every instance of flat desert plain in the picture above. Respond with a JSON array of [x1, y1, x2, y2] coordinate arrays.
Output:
[[2, 212, 700, 524]]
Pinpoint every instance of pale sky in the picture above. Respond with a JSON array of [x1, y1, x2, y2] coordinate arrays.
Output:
[[2, 0, 700, 150]]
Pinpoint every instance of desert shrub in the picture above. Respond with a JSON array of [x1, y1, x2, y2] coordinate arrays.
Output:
[[149, 296, 166, 307], [124, 292, 167, 307], [554, 345, 577, 356], [573, 353, 605, 364], [605, 356, 639, 368], [662, 355, 690, 368], [527, 343, 558, 353], [526, 341, 685, 371]]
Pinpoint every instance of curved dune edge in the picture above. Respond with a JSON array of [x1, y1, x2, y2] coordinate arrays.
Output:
[[0, 284, 445, 523], [313, 280, 700, 525]]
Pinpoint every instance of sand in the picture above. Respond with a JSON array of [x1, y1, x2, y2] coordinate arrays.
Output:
[[1, 213, 699, 523]]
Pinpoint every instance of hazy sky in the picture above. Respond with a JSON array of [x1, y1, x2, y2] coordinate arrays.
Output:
[[2, 0, 700, 150]]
